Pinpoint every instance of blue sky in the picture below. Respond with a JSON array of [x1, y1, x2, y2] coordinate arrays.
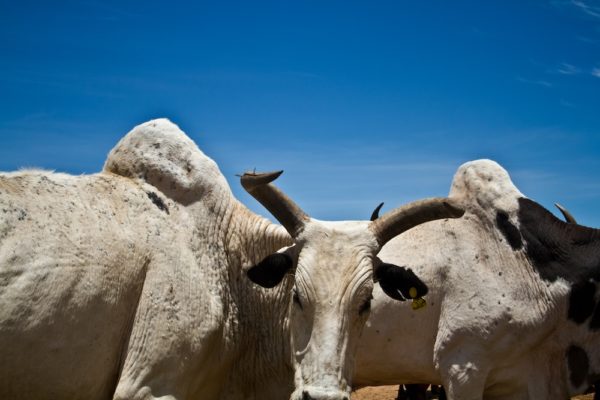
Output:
[[1, 1, 599, 225]]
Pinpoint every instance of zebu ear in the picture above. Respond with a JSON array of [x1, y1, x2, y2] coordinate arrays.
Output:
[[247, 253, 294, 288], [375, 262, 428, 301]]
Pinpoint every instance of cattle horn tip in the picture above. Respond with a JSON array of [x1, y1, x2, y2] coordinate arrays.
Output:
[[370, 202, 385, 221], [554, 202, 577, 224], [240, 170, 284, 190]]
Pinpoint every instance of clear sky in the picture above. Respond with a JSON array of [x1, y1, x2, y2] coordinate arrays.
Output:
[[1, 1, 599, 225]]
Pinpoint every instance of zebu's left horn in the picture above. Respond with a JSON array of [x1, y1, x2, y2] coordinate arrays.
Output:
[[241, 171, 309, 238], [369, 197, 465, 246]]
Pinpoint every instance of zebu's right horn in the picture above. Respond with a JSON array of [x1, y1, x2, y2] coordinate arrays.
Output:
[[370, 202, 384, 221], [369, 197, 465, 247]]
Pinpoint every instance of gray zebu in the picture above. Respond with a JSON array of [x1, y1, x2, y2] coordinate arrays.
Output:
[[0, 119, 463, 400], [354, 159, 600, 400]]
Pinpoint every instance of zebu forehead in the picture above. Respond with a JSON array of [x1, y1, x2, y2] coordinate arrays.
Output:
[[298, 219, 379, 249], [294, 219, 377, 294], [311, 219, 371, 230]]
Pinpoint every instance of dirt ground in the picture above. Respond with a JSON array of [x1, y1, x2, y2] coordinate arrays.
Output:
[[352, 385, 595, 400]]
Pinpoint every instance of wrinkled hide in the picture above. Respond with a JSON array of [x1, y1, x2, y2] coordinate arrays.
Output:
[[354, 159, 600, 400], [0, 118, 465, 400], [0, 119, 293, 400]]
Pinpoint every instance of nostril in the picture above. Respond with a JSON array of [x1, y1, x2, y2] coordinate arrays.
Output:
[[342, 397, 348, 400], [302, 390, 312, 400]]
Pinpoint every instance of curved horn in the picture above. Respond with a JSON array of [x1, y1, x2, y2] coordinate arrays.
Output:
[[370, 197, 465, 246], [555, 203, 577, 224], [241, 170, 309, 238], [370, 202, 384, 221]]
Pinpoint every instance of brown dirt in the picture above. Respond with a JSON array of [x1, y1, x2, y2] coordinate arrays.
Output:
[[352, 386, 595, 400]]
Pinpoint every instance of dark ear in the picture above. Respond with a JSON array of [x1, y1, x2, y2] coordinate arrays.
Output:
[[247, 253, 294, 288], [375, 262, 428, 301]]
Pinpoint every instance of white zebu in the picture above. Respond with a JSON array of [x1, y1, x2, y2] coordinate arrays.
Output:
[[0, 119, 463, 400], [354, 159, 600, 400]]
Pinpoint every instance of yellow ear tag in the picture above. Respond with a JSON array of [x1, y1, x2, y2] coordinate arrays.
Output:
[[408, 287, 425, 310], [408, 287, 418, 299], [411, 297, 426, 310]]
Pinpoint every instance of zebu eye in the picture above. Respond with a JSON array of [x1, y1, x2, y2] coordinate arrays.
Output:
[[359, 294, 373, 315], [293, 289, 303, 310]]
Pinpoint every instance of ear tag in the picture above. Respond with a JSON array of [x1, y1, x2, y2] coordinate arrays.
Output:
[[408, 287, 417, 299], [408, 286, 426, 310], [411, 297, 426, 310]]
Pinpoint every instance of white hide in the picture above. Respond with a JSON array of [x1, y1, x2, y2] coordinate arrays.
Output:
[[289, 220, 379, 400], [0, 119, 446, 400], [354, 159, 579, 400], [0, 118, 464, 400], [0, 119, 294, 400]]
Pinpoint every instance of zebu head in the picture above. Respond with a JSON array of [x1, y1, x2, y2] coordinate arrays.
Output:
[[241, 171, 464, 400]]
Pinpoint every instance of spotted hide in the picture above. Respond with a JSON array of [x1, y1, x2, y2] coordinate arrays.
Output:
[[354, 159, 600, 400]]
